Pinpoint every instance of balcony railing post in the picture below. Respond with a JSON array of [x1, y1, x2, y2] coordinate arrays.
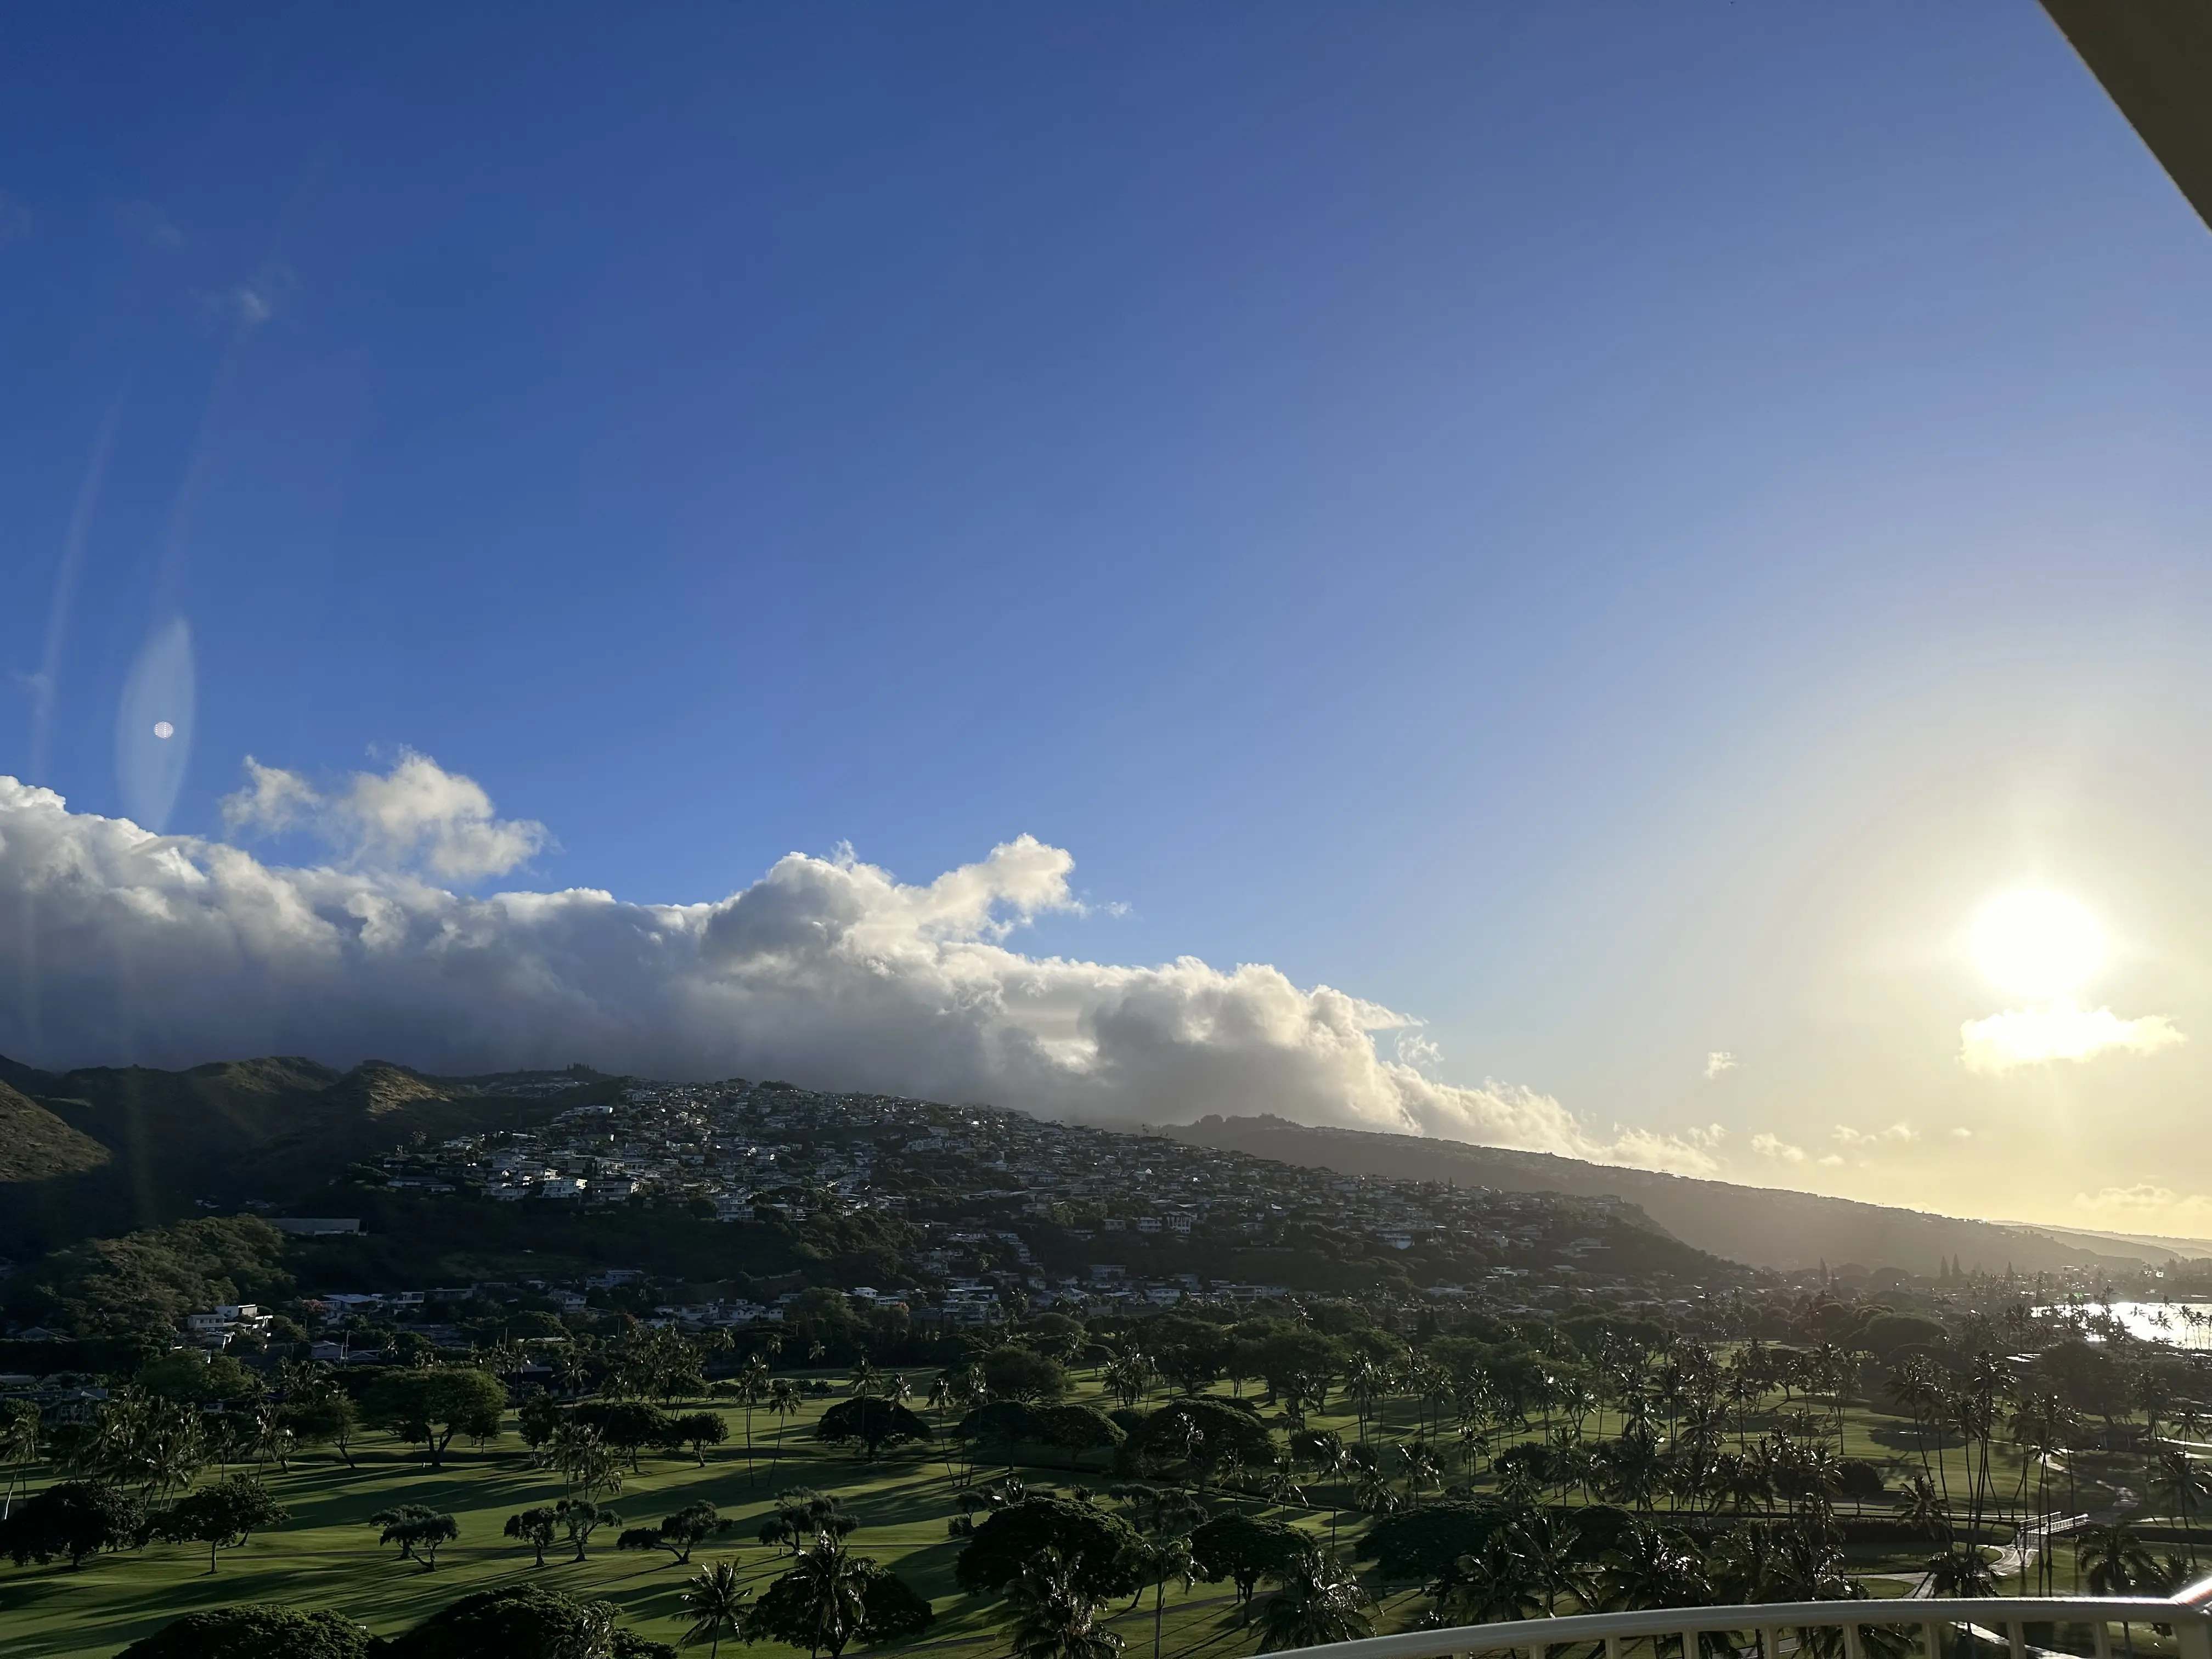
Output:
[[1921, 1621, 1942, 1659], [2093, 1620, 2113, 1659], [2178, 1613, 2212, 1659], [1844, 1622, 1864, 1659], [2006, 1622, 2025, 1659]]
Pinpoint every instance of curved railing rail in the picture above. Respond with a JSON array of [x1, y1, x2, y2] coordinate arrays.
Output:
[[1270, 1593, 2212, 1659]]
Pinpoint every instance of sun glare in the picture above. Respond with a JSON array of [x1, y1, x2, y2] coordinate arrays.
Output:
[[1971, 889, 2103, 1000]]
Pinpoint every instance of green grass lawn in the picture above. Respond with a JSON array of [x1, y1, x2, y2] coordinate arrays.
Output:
[[0, 1368, 2137, 1658]]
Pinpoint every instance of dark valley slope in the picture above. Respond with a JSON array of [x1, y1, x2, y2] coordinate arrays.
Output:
[[1166, 1115, 2155, 1277], [0, 1053, 617, 1255]]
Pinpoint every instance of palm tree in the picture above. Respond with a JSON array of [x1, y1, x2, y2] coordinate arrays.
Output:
[[1600, 1523, 1712, 1644], [766, 1379, 803, 1479], [2154, 1451, 2212, 1567], [1351, 1453, 1396, 1517], [681, 1558, 752, 1657], [1894, 1472, 1950, 1547], [848, 1358, 879, 1399], [1007, 1547, 1124, 1659], [554, 1343, 592, 1397], [1104, 1349, 1153, 1410], [1709, 1525, 1776, 1611], [2082, 1525, 2162, 1659], [927, 1371, 960, 1423], [1923, 1545, 1997, 1598], [1255, 1549, 1373, 1652], [552, 1422, 622, 1498], [785, 1535, 872, 1659], [0, 1402, 40, 1520], [1428, 1530, 1543, 1626], [249, 1406, 295, 1474], [2081, 1523, 2160, 1595], [1346, 1358, 1385, 1443], [1133, 1533, 1197, 1659], [732, 1356, 770, 1479], [1398, 1439, 1442, 1510], [1511, 1509, 1588, 1615]]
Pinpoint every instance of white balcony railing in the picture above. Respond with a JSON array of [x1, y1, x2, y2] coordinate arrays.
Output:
[[1272, 1587, 2212, 1659]]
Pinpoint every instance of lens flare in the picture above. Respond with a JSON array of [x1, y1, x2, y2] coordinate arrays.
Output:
[[1971, 889, 2103, 1000]]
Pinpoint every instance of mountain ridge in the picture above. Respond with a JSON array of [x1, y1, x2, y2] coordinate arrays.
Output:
[[1164, 1114, 2160, 1277]]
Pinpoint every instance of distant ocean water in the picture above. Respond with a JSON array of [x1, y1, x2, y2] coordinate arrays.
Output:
[[2035, 1300, 2212, 1349]]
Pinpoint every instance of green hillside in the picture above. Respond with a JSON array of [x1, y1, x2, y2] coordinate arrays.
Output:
[[0, 1055, 619, 1257]]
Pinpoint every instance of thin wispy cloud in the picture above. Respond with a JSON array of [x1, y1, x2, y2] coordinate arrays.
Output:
[[1704, 1050, 1737, 1079], [110, 199, 183, 249], [197, 262, 296, 330], [2073, 1184, 2212, 1224], [1833, 1121, 1919, 1148]]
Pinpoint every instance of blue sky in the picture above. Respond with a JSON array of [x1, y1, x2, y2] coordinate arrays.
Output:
[[5, 4, 2212, 1223]]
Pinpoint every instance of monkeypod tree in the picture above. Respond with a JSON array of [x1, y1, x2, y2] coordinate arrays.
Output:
[[816, 1397, 932, 1460], [1190, 1514, 1312, 1606], [955, 1494, 1143, 1601], [117, 1605, 371, 1659], [379, 1584, 676, 1658], [151, 1475, 290, 1574], [360, 1370, 506, 1467], [0, 1480, 146, 1569]]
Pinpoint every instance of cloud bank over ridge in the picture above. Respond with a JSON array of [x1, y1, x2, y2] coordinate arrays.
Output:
[[0, 756, 1717, 1173]]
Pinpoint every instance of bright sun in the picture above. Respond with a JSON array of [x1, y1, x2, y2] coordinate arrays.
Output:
[[1972, 889, 2103, 1001]]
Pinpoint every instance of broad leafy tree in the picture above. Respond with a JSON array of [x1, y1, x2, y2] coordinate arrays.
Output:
[[0, 1479, 145, 1568], [675, 1412, 727, 1467], [957, 1494, 1143, 1601], [370, 1504, 459, 1569], [380, 1583, 674, 1657], [362, 1370, 506, 1467], [617, 1500, 732, 1565], [816, 1398, 932, 1460], [557, 1497, 622, 1562], [151, 1475, 290, 1574], [504, 1505, 559, 1568], [1190, 1514, 1310, 1607], [117, 1605, 371, 1659]]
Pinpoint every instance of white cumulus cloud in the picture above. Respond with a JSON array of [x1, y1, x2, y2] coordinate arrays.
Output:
[[223, 751, 550, 882], [0, 760, 1718, 1172], [1704, 1051, 1737, 1079], [1751, 1132, 1806, 1164], [1960, 1002, 2186, 1076]]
